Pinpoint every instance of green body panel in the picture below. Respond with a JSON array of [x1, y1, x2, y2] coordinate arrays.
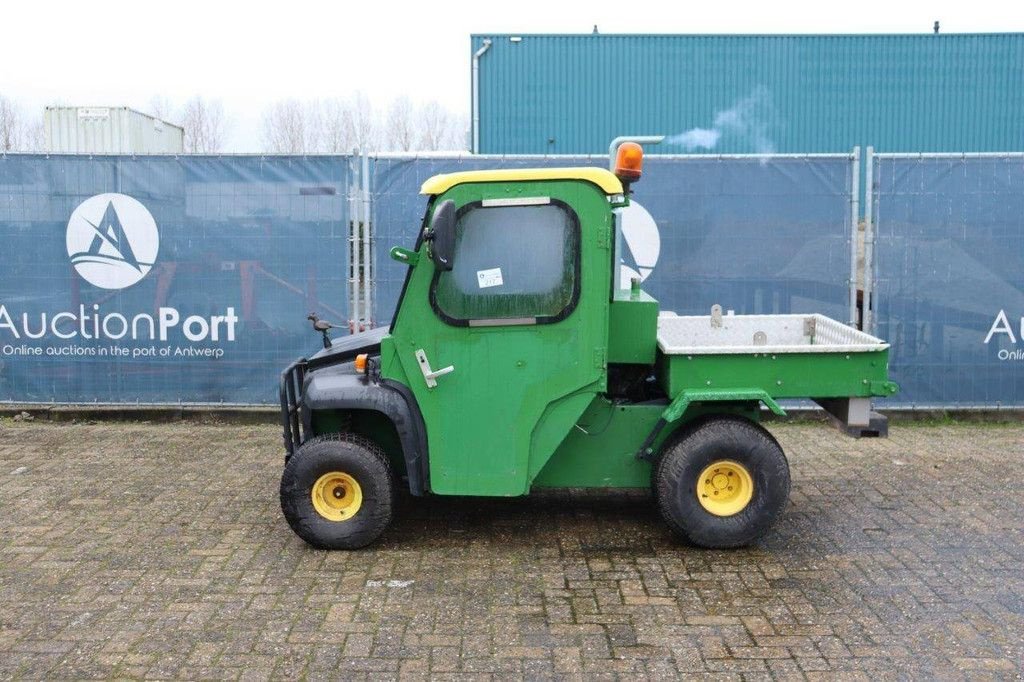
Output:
[[532, 396, 761, 489], [533, 399, 661, 488], [656, 349, 898, 400], [380, 179, 613, 496], [527, 390, 597, 480], [607, 290, 658, 364]]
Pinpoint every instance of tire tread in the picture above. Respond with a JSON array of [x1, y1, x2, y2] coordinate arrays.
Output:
[[280, 432, 395, 550], [655, 417, 790, 548]]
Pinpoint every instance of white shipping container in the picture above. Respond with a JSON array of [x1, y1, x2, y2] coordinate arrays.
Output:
[[45, 106, 184, 154]]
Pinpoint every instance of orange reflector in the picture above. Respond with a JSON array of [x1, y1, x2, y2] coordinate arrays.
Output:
[[354, 354, 368, 373], [614, 142, 644, 183]]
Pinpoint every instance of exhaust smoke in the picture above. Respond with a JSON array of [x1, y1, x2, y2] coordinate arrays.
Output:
[[666, 87, 777, 154]]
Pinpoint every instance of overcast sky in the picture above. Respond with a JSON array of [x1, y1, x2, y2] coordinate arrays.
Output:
[[2, 0, 1022, 151]]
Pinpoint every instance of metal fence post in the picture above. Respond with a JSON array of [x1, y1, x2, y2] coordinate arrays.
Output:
[[861, 146, 875, 334], [348, 151, 361, 331], [848, 146, 860, 327], [362, 153, 372, 328]]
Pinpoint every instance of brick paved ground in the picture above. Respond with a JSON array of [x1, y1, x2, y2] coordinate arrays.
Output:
[[0, 420, 1021, 680]]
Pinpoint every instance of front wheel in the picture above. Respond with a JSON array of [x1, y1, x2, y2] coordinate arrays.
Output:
[[655, 417, 790, 548], [280, 434, 395, 550]]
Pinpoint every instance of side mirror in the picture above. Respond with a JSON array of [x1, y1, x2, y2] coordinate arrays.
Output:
[[427, 200, 456, 271]]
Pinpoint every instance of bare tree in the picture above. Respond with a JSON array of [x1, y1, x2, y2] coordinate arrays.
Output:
[[262, 97, 377, 154], [347, 92, 377, 151], [385, 97, 416, 151], [23, 118, 44, 151], [0, 96, 46, 152], [317, 99, 354, 153], [448, 112, 470, 152], [304, 101, 326, 152], [181, 96, 227, 153], [148, 95, 175, 123], [259, 95, 466, 154], [416, 100, 451, 151], [262, 99, 309, 153], [0, 95, 23, 151]]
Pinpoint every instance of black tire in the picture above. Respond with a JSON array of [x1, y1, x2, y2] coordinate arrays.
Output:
[[280, 434, 394, 550], [654, 417, 790, 549]]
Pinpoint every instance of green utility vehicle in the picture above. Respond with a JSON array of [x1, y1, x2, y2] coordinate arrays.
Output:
[[278, 144, 898, 550]]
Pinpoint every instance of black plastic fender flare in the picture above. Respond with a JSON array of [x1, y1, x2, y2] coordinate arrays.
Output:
[[303, 365, 429, 496]]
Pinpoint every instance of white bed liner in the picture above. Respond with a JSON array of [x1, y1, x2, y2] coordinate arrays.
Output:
[[657, 311, 888, 355]]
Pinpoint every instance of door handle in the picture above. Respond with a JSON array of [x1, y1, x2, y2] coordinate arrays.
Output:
[[415, 349, 455, 389]]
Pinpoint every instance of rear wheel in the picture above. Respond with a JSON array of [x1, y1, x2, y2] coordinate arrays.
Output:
[[280, 434, 394, 550], [655, 417, 790, 548]]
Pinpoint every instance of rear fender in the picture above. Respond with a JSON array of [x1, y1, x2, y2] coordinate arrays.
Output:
[[636, 391, 775, 462]]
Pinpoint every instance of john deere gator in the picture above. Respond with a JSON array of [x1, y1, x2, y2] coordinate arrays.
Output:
[[278, 142, 898, 549]]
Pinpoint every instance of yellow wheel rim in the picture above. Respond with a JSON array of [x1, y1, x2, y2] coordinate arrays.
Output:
[[311, 471, 363, 522], [696, 460, 754, 517]]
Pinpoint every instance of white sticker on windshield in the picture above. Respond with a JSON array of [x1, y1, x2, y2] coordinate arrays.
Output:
[[476, 267, 504, 288]]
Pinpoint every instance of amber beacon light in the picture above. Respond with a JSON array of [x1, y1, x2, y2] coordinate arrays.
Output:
[[614, 142, 644, 183]]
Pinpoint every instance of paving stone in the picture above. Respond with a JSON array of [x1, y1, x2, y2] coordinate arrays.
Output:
[[0, 420, 1021, 677]]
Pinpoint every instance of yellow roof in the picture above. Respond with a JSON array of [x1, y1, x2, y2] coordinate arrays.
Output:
[[420, 167, 624, 195]]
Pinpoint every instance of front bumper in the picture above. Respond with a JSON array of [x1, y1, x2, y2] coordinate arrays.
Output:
[[280, 358, 308, 457]]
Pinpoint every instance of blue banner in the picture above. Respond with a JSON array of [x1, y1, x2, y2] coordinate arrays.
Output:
[[14, 151, 1018, 409], [873, 155, 1024, 406], [0, 155, 348, 403]]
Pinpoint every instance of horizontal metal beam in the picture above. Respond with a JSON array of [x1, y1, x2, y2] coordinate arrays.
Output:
[[777, 403, 1024, 412], [872, 152, 1024, 159], [6, 151, 1020, 161], [0, 151, 355, 159], [368, 152, 857, 161], [0, 150, 863, 161]]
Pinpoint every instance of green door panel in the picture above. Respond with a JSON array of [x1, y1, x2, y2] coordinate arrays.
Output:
[[383, 179, 613, 496]]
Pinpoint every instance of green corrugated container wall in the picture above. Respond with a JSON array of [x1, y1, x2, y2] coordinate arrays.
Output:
[[472, 33, 1024, 154]]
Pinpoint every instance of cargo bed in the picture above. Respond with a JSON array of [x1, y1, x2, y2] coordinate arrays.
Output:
[[656, 312, 888, 355], [654, 310, 897, 435]]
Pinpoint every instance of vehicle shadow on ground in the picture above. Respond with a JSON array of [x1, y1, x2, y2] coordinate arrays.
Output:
[[375, 487, 795, 557], [368, 477, 914, 558]]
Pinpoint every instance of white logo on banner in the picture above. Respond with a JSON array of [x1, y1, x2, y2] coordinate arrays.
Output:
[[619, 200, 660, 284], [985, 309, 1024, 361], [66, 193, 159, 290]]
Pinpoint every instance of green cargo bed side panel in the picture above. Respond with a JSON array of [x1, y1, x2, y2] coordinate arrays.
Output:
[[657, 349, 898, 399]]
